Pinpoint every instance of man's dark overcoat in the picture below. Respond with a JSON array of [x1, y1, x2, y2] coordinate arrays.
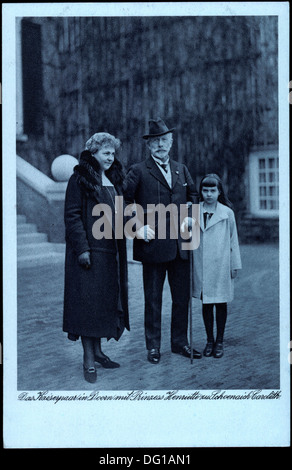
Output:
[[63, 151, 129, 341], [123, 156, 199, 263]]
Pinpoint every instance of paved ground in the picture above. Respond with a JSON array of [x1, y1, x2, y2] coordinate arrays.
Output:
[[17, 243, 280, 391]]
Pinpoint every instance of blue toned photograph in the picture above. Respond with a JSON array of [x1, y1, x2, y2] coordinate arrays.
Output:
[[2, 2, 290, 449], [15, 14, 280, 391]]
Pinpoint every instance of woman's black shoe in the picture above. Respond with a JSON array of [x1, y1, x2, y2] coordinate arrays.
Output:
[[95, 355, 120, 368], [83, 365, 97, 383], [203, 341, 214, 357]]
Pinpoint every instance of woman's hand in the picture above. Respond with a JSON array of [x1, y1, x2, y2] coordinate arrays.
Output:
[[78, 251, 91, 269], [231, 269, 238, 279]]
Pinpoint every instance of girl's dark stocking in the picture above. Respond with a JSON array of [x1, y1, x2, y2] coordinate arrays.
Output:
[[202, 304, 214, 342], [215, 303, 227, 343]]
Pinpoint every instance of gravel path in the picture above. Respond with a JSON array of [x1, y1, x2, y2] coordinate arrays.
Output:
[[17, 243, 279, 391]]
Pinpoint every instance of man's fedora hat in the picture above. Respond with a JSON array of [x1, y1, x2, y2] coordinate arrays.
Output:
[[142, 118, 175, 139]]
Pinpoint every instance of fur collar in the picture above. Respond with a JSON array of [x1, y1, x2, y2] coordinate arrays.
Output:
[[73, 150, 125, 199]]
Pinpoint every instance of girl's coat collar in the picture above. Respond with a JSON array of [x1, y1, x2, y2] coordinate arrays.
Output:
[[199, 201, 229, 231]]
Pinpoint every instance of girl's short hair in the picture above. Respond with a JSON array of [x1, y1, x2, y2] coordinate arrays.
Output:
[[199, 173, 233, 208], [85, 132, 121, 154]]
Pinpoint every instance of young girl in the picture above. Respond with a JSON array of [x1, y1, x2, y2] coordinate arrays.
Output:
[[192, 173, 242, 358]]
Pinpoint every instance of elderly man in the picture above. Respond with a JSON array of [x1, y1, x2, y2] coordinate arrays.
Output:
[[123, 118, 202, 364]]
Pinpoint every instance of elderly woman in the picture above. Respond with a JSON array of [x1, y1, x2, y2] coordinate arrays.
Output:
[[63, 132, 129, 383]]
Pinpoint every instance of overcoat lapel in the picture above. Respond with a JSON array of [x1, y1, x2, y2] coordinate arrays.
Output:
[[92, 190, 116, 230], [146, 157, 172, 190], [170, 160, 180, 189]]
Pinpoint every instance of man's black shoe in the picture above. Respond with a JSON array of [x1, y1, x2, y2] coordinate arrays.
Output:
[[172, 344, 202, 359], [147, 348, 160, 364]]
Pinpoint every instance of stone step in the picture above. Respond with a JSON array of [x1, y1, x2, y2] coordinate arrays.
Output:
[[17, 232, 48, 245], [17, 242, 61, 257], [17, 252, 65, 268], [17, 215, 27, 224], [16, 214, 66, 267], [17, 222, 38, 234]]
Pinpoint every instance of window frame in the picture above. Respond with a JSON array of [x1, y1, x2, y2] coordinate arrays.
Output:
[[249, 148, 279, 218], [16, 17, 26, 140]]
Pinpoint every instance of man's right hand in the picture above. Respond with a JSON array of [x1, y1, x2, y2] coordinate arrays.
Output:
[[78, 251, 91, 269], [136, 225, 155, 242]]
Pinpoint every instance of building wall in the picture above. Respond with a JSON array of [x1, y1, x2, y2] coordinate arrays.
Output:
[[16, 16, 279, 239]]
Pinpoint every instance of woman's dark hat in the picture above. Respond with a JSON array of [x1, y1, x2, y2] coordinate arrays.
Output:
[[142, 118, 175, 139]]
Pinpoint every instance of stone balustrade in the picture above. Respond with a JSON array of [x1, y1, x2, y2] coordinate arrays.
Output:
[[16, 155, 77, 243]]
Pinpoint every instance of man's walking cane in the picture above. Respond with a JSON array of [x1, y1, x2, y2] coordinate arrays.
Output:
[[189, 247, 193, 364], [188, 213, 194, 365]]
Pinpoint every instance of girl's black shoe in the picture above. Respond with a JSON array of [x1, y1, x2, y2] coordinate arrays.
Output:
[[213, 342, 224, 358], [203, 341, 214, 357]]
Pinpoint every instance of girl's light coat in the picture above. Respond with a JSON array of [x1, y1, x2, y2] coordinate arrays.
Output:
[[192, 201, 242, 304]]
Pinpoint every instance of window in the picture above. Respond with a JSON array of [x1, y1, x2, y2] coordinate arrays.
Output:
[[249, 149, 279, 217], [21, 19, 43, 135], [16, 18, 24, 138]]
